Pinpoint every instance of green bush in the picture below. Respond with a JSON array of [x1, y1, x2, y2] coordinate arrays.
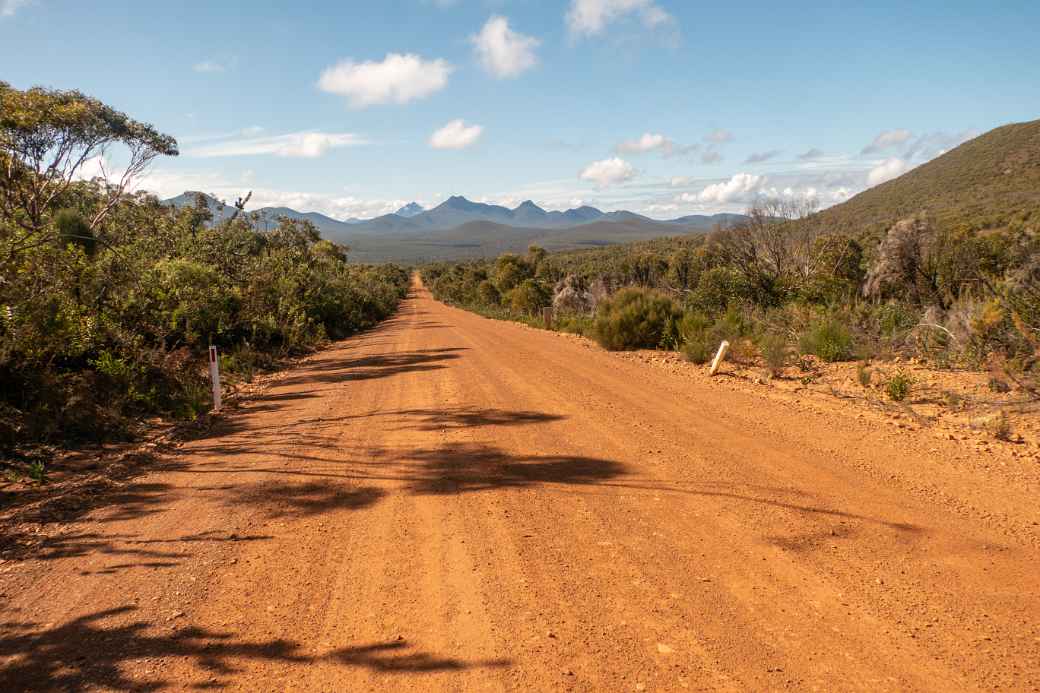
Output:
[[886, 371, 914, 401], [508, 279, 551, 315], [856, 363, 873, 388], [592, 288, 681, 351], [681, 333, 715, 364], [799, 318, 856, 362], [757, 333, 789, 375], [477, 280, 501, 306], [691, 267, 748, 314], [0, 196, 409, 450]]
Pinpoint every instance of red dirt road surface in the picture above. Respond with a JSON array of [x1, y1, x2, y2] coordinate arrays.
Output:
[[2, 280, 1038, 691]]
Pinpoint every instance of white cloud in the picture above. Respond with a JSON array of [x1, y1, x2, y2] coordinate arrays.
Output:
[[1, 0, 30, 17], [861, 129, 912, 154], [429, 119, 484, 150], [644, 202, 679, 215], [690, 172, 765, 204], [193, 60, 226, 74], [579, 157, 636, 187], [140, 167, 411, 221], [471, 15, 540, 78], [318, 53, 453, 108], [615, 132, 673, 155], [566, 0, 674, 37], [186, 131, 368, 158], [867, 157, 911, 186]]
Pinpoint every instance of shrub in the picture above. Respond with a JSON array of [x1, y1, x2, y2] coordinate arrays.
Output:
[[987, 377, 1011, 393], [691, 267, 748, 314], [27, 461, 48, 484], [55, 209, 97, 256], [681, 333, 715, 364], [983, 411, 1013, 441], [799, 317, 855, 362], [672, 312, 713, 363], [508, 279, 551, 315], [477, 280, 501, 306], [758, 333, 789, 376], [592, 288, 681, 351], [856, 363, 872, 388], [885, 371, 914, 402]]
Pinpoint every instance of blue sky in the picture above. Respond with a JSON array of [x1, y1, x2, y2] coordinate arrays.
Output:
[[2, 0, 1038, 219]]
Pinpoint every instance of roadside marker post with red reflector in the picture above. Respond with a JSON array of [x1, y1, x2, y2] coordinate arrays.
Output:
[[209, 346, 222, 412]]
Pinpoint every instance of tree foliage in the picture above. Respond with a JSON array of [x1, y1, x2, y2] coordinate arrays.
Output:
[[0, 85, 408, 451]]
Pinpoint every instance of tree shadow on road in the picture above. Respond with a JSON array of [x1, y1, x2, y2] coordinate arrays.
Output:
[[329, 639, 510, 674], [0, 606, 308, 691], [0, 608, 512, 690], [398, 443, 627, 496], [271, 348, 467, 388], [221, 482, 385, 520]]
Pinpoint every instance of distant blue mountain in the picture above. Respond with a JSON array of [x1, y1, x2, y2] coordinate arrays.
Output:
[[162, 192, 744, 242], [394, 202, 425, 217]]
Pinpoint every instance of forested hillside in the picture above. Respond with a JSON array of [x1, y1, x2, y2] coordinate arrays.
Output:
[[810, 120, 1040, 239], [0, 83, 408, 455]]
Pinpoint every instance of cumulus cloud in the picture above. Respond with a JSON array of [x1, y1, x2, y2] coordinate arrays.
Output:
[[186, 131, 368, 158], [429, 119, 484, 150], [861, 129, 913, 155], [471, 15, 540, 78], [1, 0, 30, 17], [579, 157, 636, 187], [616, 132, 673, 155], [745, 149, 782, 164], [690, 172, 765, 204], [566, 0, 674, 37], [318, 53, 453, 108], [867, 157, 911, 186]]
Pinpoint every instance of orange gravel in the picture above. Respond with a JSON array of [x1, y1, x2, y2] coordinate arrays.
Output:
[[1, 279, 1038, 691]]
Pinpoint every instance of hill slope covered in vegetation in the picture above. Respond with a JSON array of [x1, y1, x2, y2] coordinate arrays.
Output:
[[814, 119, 1040, 238]]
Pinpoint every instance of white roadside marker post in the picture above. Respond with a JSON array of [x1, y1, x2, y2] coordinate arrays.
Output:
[[709, 340, 730, 376], [209, 345, 222, 412]]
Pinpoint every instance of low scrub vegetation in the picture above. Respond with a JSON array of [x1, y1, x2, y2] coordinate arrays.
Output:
[[0, 83, 409, 453], [424, 193, 1039, 392], [592, 288, 681, 351]]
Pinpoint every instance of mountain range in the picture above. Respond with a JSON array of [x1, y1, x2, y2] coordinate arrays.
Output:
[[162, 192, 745, 262]]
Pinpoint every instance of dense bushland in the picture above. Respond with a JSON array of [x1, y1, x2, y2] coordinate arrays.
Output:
[[423, 194, 1039, 389], [0, 83, 409, 452]]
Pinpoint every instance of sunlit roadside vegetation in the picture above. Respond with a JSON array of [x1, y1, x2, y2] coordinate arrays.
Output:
[[423, 193, 1039, 391], [0, 83, 408, 454]]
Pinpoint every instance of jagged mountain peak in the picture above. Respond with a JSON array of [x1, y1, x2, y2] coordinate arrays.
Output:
[[395, 202, 425, 218]]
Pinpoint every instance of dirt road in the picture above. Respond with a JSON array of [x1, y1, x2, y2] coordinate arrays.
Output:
[[2, 280, 1038, 691]]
